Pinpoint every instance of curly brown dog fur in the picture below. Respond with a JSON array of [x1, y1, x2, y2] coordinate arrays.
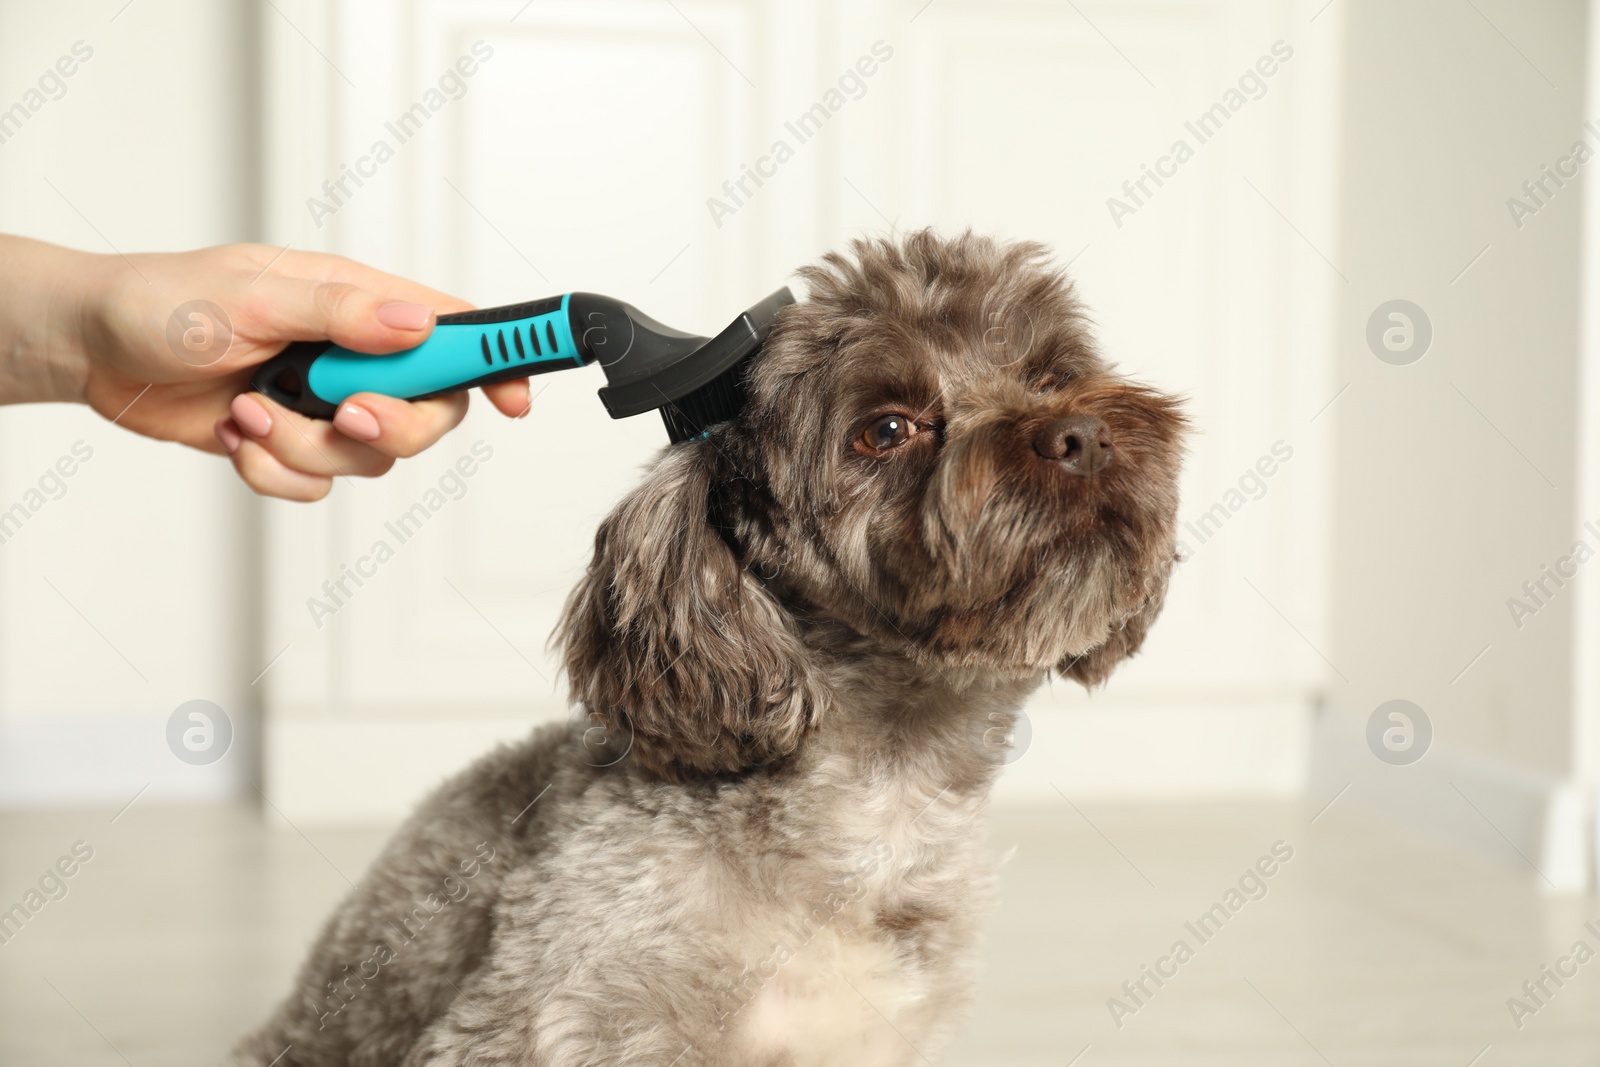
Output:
[[231, 230, 1186, 1066]]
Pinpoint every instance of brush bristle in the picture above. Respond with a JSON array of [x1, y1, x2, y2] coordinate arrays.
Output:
[[659, 354, 752, 443]]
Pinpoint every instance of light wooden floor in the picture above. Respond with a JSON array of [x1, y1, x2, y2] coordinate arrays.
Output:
[[0, 799, 1595, 1066]]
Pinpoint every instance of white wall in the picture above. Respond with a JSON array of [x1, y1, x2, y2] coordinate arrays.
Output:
[[1314, 0, 1596, 891], [0, 0, 261, 805], [1580, 0, 1600, 876]]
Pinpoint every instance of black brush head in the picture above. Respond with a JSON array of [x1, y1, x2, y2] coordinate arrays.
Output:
[[584, 288, 795, 443]]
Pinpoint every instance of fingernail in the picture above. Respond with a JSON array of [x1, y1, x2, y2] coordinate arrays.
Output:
[[230, 394, 272, 437], [376, 301, 433, 331], [333, 402, 381, 441], [215, 417, 242, 454]]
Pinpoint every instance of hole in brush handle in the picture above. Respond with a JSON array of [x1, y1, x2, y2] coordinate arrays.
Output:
[[253, 341, 338, 419]]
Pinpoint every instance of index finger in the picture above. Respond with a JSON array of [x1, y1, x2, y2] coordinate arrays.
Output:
[[269, 250, 476, 315]]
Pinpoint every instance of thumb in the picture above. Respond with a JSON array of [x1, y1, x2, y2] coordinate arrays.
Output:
[[253, 275, 441, 355]]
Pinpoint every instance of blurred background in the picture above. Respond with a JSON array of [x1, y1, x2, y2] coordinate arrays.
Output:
[[0, 0, 1597, 1063]]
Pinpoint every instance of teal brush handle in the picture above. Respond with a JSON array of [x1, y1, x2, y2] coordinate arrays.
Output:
[[253, 293, 585, 418]]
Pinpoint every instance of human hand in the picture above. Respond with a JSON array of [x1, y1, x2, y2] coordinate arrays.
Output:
[[0, 237, 529, 500]]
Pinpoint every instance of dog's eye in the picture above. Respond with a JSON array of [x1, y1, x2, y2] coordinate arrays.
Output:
[[859, 413, 917, 452]]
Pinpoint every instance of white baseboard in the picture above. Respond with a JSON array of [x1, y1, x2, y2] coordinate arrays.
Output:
[[15, 702, 1591, 894], [264, 712, 553, 824], [265, 696, 1313, 825], [1, 696, 1317, 824], [997, 694, 1312, 803], [0, 712, 251, 809], [1309, 709, 1596, 894]]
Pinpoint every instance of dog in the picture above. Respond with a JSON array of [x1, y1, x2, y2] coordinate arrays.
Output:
[[231, 230, 1185, 1066]]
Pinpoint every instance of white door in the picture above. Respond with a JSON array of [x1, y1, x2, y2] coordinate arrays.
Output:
[[258, 0, 1339, 821]]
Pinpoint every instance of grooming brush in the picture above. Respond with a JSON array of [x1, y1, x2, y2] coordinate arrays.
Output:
[[251, 287, 795, 443]]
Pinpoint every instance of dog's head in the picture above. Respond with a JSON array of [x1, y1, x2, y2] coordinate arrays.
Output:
[[559, 231, 1185, 781]]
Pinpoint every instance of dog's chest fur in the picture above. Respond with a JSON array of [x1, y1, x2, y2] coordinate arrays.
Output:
[[715, 765, 995, 1065], [506, 696, 1013, 1066]]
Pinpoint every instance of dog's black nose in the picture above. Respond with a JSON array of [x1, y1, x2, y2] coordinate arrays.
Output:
[[1034, 414, 1112, 475]]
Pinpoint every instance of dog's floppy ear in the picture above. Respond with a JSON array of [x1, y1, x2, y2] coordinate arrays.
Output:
[[557, 442, 829, 781], [1058, 563, 1173, 689]]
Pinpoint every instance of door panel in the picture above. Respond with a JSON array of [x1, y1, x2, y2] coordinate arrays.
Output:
[[261, 0, 1335, 819]]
